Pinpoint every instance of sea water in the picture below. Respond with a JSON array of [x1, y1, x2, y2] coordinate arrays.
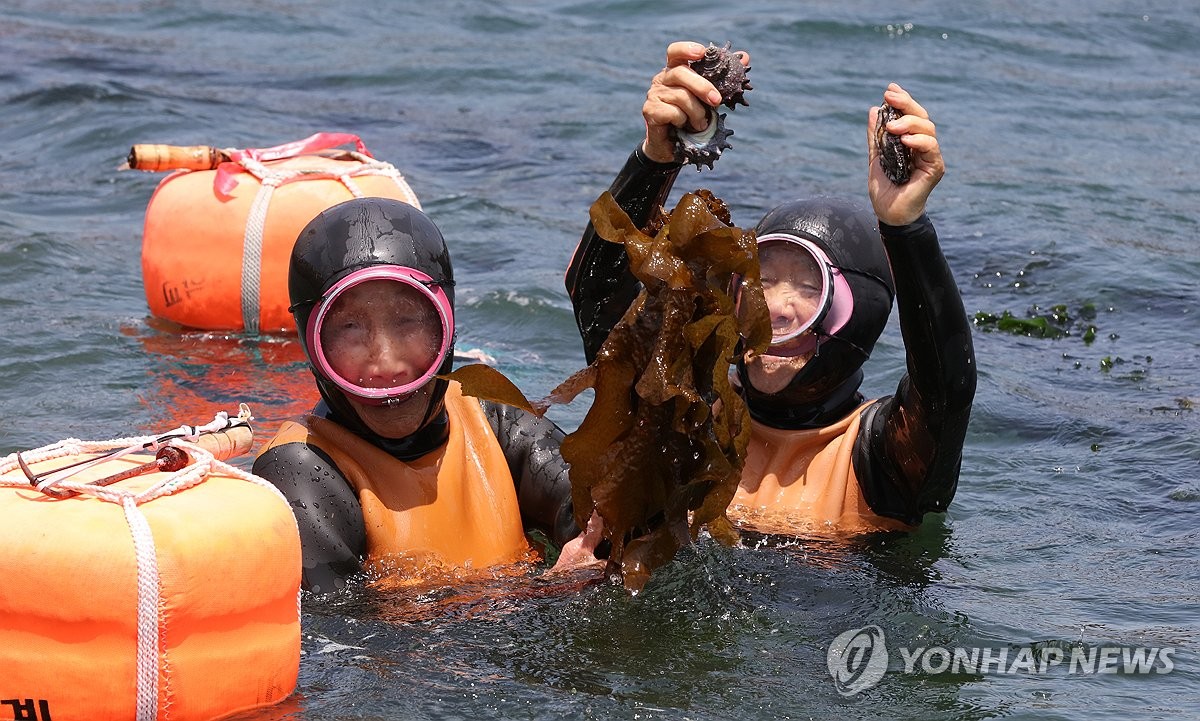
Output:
[[1, 2, 1196, 718]]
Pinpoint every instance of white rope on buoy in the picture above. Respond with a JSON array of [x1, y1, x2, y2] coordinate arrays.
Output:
[[342, 151, 422, 210], [240, 173, 281, 336], [0, 407, 253, 495], [378, 165, 422, 209], [338, 174, 365, 198], [123, 495, 160, 721], [230, 150, 423, 335]]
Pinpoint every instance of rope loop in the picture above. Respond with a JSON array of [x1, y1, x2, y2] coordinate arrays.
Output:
[[0, 405, 259, 505]]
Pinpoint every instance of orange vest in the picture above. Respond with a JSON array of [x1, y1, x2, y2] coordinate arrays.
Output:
[[730, 402, 911, 535], [265, 383, 534, 584]]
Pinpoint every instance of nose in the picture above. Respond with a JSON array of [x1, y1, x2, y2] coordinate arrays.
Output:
[[766, 291, 801, 335], [362, 329, 419, 387], [772, 303, 797, 328]]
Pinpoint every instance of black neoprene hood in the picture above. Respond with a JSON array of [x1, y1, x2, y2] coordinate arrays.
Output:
[[289, 197, 456, 456]]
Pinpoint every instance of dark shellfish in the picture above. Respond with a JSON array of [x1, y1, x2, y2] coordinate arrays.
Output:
[[874, 102, 912, 185], [690, 41, 752, 110], [674, 42, 752, 170], [674, 111, 734, 170]]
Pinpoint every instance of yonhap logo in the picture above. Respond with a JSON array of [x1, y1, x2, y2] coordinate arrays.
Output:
[[826, 626, 1178, 696], [827, 625, 889, 696]]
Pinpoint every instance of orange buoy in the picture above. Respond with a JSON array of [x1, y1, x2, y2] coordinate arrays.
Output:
[[137, 133, 422, 334], [0, 409, 301, 721]]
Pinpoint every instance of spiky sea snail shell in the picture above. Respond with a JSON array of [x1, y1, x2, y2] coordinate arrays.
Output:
[[874, 102, 912, 184], [674, 42, 752, 170], [691, 41, 752, 109], [674, 112, 733, 170]]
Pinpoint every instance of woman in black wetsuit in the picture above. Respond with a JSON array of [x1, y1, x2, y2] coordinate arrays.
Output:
[[567, 42, 976, 534], [253, 198, 584, 593]]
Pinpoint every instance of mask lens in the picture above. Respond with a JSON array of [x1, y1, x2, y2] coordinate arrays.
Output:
[[756, 238, 834, 350], [307, 267, 453, 404]]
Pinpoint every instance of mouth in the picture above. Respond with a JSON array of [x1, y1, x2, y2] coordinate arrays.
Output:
[[353, 386, 427, 413], [749, 331, 815, 360], [746, 344, 814, 372]]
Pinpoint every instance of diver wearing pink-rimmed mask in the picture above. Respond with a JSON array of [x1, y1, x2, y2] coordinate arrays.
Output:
[[255, 198, 587, 593], [567, 41, 976, 533]]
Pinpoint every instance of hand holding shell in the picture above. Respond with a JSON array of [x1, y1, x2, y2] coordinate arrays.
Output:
[[867, 84, 946, 226], [672, 42, 752, 170]]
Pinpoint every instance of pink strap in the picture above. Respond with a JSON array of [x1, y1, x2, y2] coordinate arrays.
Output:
[[214, 132, 373, 195]]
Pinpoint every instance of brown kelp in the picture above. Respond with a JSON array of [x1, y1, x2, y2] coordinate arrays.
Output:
[[445, 189, 770, 592]]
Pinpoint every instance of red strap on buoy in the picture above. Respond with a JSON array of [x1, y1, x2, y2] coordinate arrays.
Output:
[[213, 132, 372, 195]]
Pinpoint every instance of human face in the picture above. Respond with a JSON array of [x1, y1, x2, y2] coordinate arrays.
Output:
[[759, 242, 826, 346], [315, 278, 446, 439], [742, 241, 828, 392], [319, 279, 443, 392], [306, 266, 454, 410], [309, 271, 453, 441]]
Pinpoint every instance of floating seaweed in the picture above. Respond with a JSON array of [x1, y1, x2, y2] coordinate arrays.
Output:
[[445, 189, 770, 592], [973, 303, 1099, 342], [874, 101, 912, 184], [675, 42, 753, 170]]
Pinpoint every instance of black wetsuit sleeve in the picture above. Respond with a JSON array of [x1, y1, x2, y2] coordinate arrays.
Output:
[[566, 146, 683, 363], [853, 214, 977, 524], [252, 442, 367, 594], [478, 399, 579, 547]]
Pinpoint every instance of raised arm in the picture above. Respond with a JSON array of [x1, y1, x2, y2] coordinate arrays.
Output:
[[566, 148, 681, 362], [566, 42, 747, 362], [854, 84, 977, 524]]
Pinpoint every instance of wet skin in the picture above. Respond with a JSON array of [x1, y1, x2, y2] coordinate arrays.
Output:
[[745, 243, 824, 394], [320, 279, 442, 439]]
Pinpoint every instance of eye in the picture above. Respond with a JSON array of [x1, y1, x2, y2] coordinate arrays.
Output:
[[325, 313, 362, 333], [321, 312, 368, 344]]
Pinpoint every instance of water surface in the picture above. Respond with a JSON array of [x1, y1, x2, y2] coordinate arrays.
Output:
[[1, 2, 1197, 718]]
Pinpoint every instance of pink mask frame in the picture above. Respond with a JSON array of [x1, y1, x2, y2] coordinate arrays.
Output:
[[755, 233, 854, 357], [305, 265, 454, 406]]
